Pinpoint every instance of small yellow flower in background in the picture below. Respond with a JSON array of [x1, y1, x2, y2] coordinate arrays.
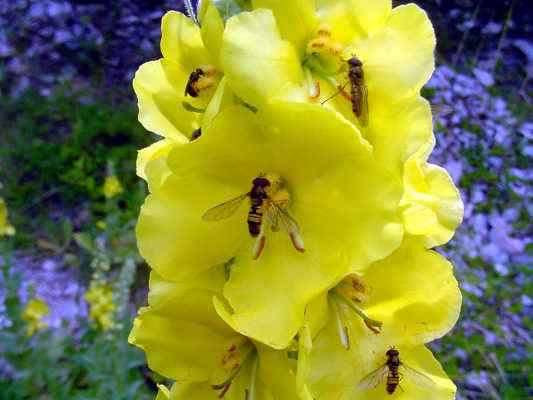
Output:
[[0, 198, 15, 236], [96, 220, 107, 230], [85, 283, 116, 331], [22, 298, 49, 336], [102, 175, 124, 199]]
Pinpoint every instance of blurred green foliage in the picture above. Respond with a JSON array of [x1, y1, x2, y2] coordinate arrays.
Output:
[[0, 84, 160, 397], [0, 87, 151, 245], [0, 250, 154, 399]]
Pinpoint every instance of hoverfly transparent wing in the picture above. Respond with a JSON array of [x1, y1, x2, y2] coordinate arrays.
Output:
[[430, 103, 453, 119], [268, 202, 305, 252], [358, 364, 389, 390], [265, 207, 280, 232], [400, 363, 436, 388], [202, 193, 248, 221], [358, 82, 369, 127]]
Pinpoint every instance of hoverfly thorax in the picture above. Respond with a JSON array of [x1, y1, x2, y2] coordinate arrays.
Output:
[[386, 348, 400, 359], [202, 172, 304, 260], [184, 64, 220, 98]]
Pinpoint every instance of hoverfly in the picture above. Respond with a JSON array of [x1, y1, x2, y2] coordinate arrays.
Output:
[[184, 68, 204, 97], [184, 65, 218, 98], [358, 348, 435, 394], [321, 55, 369, 127], [202, 175, 305, 260]]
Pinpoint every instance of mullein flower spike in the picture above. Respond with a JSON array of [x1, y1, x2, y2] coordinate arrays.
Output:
[[129, 1, 463, 399]]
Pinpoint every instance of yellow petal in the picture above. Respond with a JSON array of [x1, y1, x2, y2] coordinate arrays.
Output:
[[363, 236, 462, 345], [251, 0, 318, 54], [193, 102, 403, 348], [143, 103, 401, 348], [309, 317, 457, 400], [352, 4, 435, 101], [128, 268, 240, 381], [296, 325, 314, 400], [316, 0, 391, 42], [133, 59, 199, 141], [136, 172, 247, 280], [136, 139, 176, 182], [305, 293, 330, 339], [255, 342, 300, 399], [169, 382, 218, 399], [367, 95, 434, 177], [200, 1, 225, 67], [201, 77, 235, 131], [401, 158, 464, 248], [222, 9, 305, 107], [161, 11, 211, 70]]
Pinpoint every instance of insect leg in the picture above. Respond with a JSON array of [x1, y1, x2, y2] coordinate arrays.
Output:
[[252, 225, 267, 260], [320, 80, 349, 105], [290, 230, 305, 253], [309, 80, 321, 101]]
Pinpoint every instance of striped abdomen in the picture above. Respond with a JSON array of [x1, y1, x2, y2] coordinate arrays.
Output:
[[348, 71, 364, 117], [347, 57, 365, 118], [247, 198, 264, 237], [386, 370, 400, 394]]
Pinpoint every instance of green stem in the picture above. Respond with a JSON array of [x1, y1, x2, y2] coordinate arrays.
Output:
[[452, 0, 483, 67], [492, 0, 516, 74], [183, 0, 199, 25], [182, 101, 206, 113]]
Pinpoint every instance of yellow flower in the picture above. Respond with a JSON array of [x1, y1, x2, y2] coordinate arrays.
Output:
[[96, 220, 107, 230], [219, 3, 464, 249], [22, 298, 49, 336], [401, 150, 464, 248], [221, 2, 435, 123], [137, 102, 404, 349], [102, 175, 124, 199], [298, 237, 461, 398], [129, 266, 300, 399], [85, 283, 116, 331], [0, 198, 15, 236], [134, 3, 236, 182]]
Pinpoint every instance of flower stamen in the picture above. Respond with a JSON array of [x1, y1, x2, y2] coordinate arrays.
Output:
[[212, 338, 255, 398], [329, 274, 382, 340], [306, 24, 343, 58], [304, 67, 320, 101]]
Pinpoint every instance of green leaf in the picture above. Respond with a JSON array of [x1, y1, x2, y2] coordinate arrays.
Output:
[[212, 0, 250, 21]]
